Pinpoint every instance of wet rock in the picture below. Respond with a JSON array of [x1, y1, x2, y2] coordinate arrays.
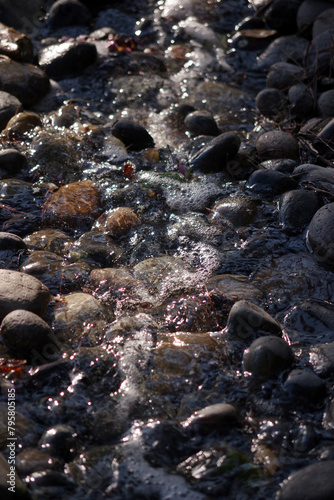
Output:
[[42, 180, 101, 231], [225, 300, 281, 342], [246, 170, 297, 197], [207, 274, 265, 303], [297, 0, 334, 33], [68, 445, 118, 491], [47, 0, 92, 28], [0, 269, 50, 321], [288, 83, 315, 120], [208, 196, 259, 228], [307, 203, 334, 264], [264, 0, 302, 34], [309, 341, 334, 377], [317, 117, 334, 149], [0, 91, 23, 131], [0, 232, 26, 251], [0, 309, 54, 356], [258, 159, 297, 174], [256, 130, 299, 160], [283, 369, 326, 402], [318, 89, 334, 117], [277, 460, 334, 500], [0, 452, 32, 500], [183, 403, 239, 431], [38, 424, 77, 461], [0, 402, 39, 449], [306, 30, 334, 72], [94, 207, 140, 238], [313, 8, 334, 38], [0, 22, 34, 62], [38, 42, 97, 80], [21, 250, 92, 295], [4, 111, 42, 138], [256, 36, 308, 69], [279, 189, 321, 234], [66, 229, 123, 267], [24, 229, 73, 255], [184, 110, 220, 136], [111, 119, 155, 151], [243, 336, 294, 380], [190, 132, 241, 173], [293, 163, 334, 195], [52, 292, 107, 346], [16, 448, 61, 476], [0, 56, 50, 107], [266, 62, 305, 91], [255, 88, 287, 119], [0, 148, 27, 174]]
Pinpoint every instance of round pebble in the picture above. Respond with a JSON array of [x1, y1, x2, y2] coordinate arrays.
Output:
[[111, 119, 155, 151], [266, 62, 305, 91], [95, 207, 140, 238], [255, 88, 287, 118], [307, 203, 334, 264], [283, 369, 326, 402], [243, 336, 294, 380], [247, 169, 298, 196], [38, 424, 77, 461], [256, 130, 299, 160], [277, 460, 334, 500], [184, 403, 239, 431], [47, 0, 92, 28], [318, 89, 334, 117], [0, 232, 26, 251], [0, 91, 23, 131], [0, 149, 27, 173], [184, 110, 220, 136], [288, 83, 315, 120], [279, 189, 321, 234], [190, 131, 241, 173], [38, 41, 97, 80]]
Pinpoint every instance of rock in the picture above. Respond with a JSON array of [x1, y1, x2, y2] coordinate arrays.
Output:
[[38, 424, 77, 461], [66, 229, 123, 267], [184, 110, 220, 136], [207, 274, 265, 303], [190, 131, 241, 173], [306, 30, 334, 72], [283, 369, 326, 402], [4, 111, 43, 138], [293, 163, 334, 194], [279, 189, 321, 234], [0, 452, 32, 500], [307, 203, 334, 264], [317, 117, 334, 148], [183, 403, 239, 431], [318, 89, 334, 117], [94, 207, 141, 238], [16, 448, 61, 476], [225, 300, 282, 342], [42, 180, 101, 231], [0, 91, 23, 131], [277, 460, 334, 500], [0, 269, 50, 321], [309, 341, 334, 377], [0, 56, 50, 107], [0, 232, 26, 251], [21, 250, 92, 295], [313, 8, 334, 38], [266, 62, 305, 92], [246, 170, 298, 196], [243, 336, 294, 380], [264, 0, 302, 34], [47, 0, 92, 28], [256, 130, 299, 160], [38, 42, 97, 80], [0, 309, 54, 356], [0, 148, 27, 173], [288, 83, 315, 120], [255, 88, 287, 118], [258, 159, 297, 174], [297, 0, 334, 33], [0, 22, 34, 62], [207, 196, 259, 228], [256, 36, 308, 69], [111, 119, 155, 151], [24, 229, 73, 255]]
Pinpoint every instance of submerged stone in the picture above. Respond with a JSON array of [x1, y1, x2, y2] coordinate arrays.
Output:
[[243, 336, 294, 380]]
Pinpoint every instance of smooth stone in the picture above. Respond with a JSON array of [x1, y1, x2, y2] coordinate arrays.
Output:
[[243, 336, 294, 380], [0, 149, 27, 173], [47, 0, 91, 28], [66, 229, 123, 267], [307, 203, 334, 264], [24, 229, 73, 255], [318, 89, 334, 117], [255, 88, 287, 118], [0, 22, 34, 62], [94, 207, 141, 238], [309, 341, 334, 377], [190, 132, 241, 173], [0, 91, 23, 131], [306, 30, 334, 71], [318, 117, 334, 147], [313, 8, 334, 38], [207, 274, 265, 303], [266, 62, 305, 91], [288, 83, 315, 120], [4, 111, 43, 138], [277, 460, 334, 500], [0, 56, 50, 107], [297, 0, 334, 32], [256, 35, 308, 69], [258, 159, 297, 174], [133, 256, 193, 293], [38, 424, 77, 461], [0, 269, 50, 321], [279, 189, 321, 234], [0, 232, 26, 251], [111, 119, 155, 151], [207, 196, 259, 228], [256, 130, 299, 160], [246, 170, 298, 196], [0, 309, 53, 356], [184, 111, 220, 136], [0, 452, 32, 500], [183, 403, 239, 430], [225, 300, 281, 342], [21, 250, 92, 295], [293, 163, 334, 194], [38, 41, 97, 80], [283, 369, 326, 402], [43, 180, 101, 231], [16, 448, 61, 475], [264, 0, 302, 34]]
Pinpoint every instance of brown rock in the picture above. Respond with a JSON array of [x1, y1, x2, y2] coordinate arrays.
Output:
[[95, 207, 140, 238]]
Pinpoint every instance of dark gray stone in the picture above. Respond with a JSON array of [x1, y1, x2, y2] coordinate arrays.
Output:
[[264, 0, 303, 34], [247, 169, 298, 196], [243, 336, 294, 380], [38, 424, 77, 461], [0, 232, 26, 251], [293, 163, 334, 195], [190, 131, 241, 173], [256, 88, 287, 118], [184, 111, 220, 136], [309, 341, 334, 377], [267, 62, 305, 91], [0, 148, 27, 173], [47, 0, 91, 28], [283, 368, 326, 402], [306, 29, 334, 72], [183, 403, 239, 431], [318, 89, 334, 117], [313, 8, 334, 38], [38, 41, 97, 80], [0, 91, 23, 131], [256, 130, 299, 160], [307, 203, 334, 264], [288, 83, 315, 120], [257, 36, 308, 69], [277, 460, 334, 500], [279, 189, 321, 234], [297, 0, 334, 33], [111, 119, 154, 151], [259, 159, 297, 174]]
